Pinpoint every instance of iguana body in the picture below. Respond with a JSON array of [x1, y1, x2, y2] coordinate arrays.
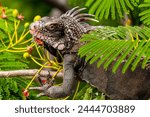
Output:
[[29, 7, 150, 99]]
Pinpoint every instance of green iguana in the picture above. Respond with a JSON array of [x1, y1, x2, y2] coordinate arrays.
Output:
[[29, 7, 150, 99]]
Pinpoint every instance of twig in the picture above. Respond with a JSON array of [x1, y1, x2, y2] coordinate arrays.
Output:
[[0, 69, 63, 78]]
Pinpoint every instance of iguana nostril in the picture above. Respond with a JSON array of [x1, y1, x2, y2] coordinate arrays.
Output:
[[34, 25, 37, 29], [29, 21, 41, 31], [29, 23, 36, 30]]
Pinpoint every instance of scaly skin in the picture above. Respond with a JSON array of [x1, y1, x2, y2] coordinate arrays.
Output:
[[29, 7, 150, 99]]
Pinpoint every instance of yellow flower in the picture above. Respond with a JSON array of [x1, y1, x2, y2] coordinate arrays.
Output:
[[12, 9, 19, 18], [33, 15, 41, 22], [23, 52, 30, 59]]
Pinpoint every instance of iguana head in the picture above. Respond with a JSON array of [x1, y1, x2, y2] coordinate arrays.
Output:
[[29, 7, 98, 51], [30, 16, 65, 49]]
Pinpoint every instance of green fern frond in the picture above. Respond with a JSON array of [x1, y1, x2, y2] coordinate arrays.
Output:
[[139, 2, 150, 25], [143, 0, 150, 3], [0, 78, 23, 99], [86, 0, 139, 20], [0, 52, 29, 70], [78, 26, 150, 73]]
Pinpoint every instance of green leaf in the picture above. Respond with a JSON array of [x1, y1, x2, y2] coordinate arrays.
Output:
[[86, 0, 137, 20], [89, 40, 113, 64], [131, 40, 150, 71], [78, 26, 150, 73], [139, 3, 150, 25], [104, 41, 129, 69], [85, 0, 95, 7], [122, 40, 146, 73], [112, 40, 137, 73], [97, 40, 122, 68], [83, 87, 92, 100], [89, 0, 102, 15]]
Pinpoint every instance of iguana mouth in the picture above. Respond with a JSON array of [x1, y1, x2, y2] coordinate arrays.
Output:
[[29, 28, 45, 46], [34, 37, 44, 46]]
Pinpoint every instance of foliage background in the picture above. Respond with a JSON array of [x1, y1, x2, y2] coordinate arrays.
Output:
[[0, 0, 149, 100], [0, 0, 51, 21]]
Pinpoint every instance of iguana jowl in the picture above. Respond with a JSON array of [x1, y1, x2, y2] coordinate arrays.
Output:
[[29, 7, 150, 99]]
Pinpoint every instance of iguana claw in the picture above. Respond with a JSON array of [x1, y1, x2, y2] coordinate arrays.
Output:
[[29, 71, 54, 97], [29, 84, 50, 97]]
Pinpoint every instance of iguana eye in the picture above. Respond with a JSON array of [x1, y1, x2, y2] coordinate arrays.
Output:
[[45, 22, 58, 31], [48, 25, 55, 30]]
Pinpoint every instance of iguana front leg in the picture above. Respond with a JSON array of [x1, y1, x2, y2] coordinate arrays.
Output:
[[30, 54, 78, 98]]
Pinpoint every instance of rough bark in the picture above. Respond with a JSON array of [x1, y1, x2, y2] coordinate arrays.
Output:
[[0, 69, 63, 79]]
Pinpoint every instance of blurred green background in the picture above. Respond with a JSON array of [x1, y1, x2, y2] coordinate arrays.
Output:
[[0, 0, 53, 21], [0, 0, 87, 21]]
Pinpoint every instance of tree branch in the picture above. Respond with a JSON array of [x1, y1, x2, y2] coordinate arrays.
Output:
[[0, 69, 63, 79]]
